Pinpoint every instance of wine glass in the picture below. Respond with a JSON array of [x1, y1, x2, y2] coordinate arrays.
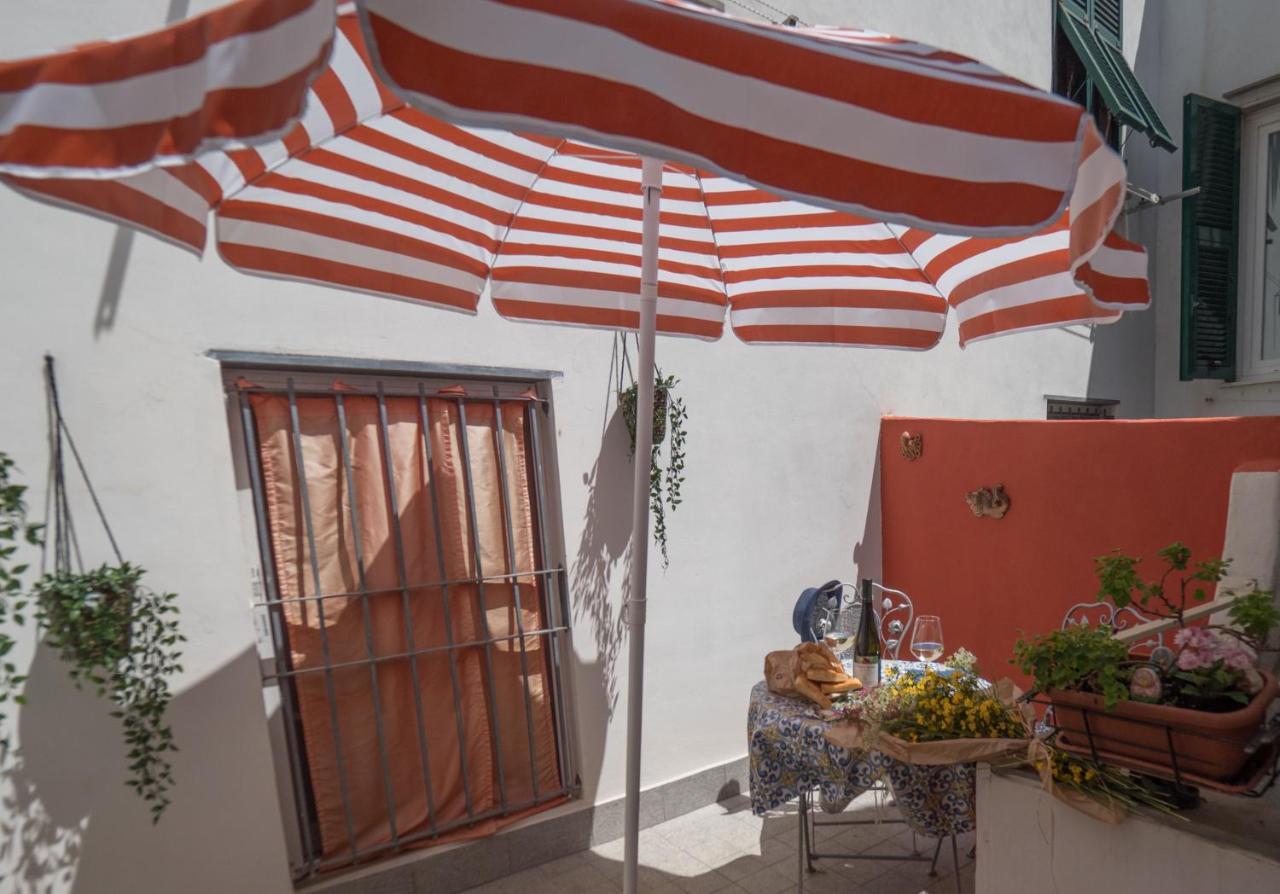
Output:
[[827, 597, 859, 661], [910, 615, 944, 668]]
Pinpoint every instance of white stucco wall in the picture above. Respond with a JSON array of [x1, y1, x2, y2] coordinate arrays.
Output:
[[0, 2, 1156, 892], [1124, 0, 1280, 418]]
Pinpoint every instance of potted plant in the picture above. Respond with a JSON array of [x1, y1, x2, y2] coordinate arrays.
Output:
[[1015, 543, 1280, 783], [33, 562, 184, 821], [617, 372, 687, 567]]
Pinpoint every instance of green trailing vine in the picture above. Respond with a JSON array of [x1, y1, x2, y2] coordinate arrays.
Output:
[[0, 452, 43, 754], [619, 373, 688, 567], [14, 355, 186, 822], [34, 563, 183, 821]]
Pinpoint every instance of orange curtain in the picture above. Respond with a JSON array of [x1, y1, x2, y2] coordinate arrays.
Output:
[[251, 392, 562, 860]]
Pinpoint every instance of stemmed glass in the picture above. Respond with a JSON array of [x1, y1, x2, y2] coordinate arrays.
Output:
[[828, 593, 860, 664], [910, 615, 944, 668]]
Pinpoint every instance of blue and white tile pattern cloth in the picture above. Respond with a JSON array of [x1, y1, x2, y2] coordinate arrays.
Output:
[[747, 662, 978, 838]]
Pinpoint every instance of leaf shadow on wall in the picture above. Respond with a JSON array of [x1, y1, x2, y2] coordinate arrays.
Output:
[[568, 410, 634, 799], [0, 646, 94, 893], [1, 645, 282, 894]]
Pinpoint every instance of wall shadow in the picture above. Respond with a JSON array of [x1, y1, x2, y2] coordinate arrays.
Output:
[[566, 411, 634, 801], [853, 438, 884, 584], [569, 412, 632, 719], [1, 645, 284, 894]]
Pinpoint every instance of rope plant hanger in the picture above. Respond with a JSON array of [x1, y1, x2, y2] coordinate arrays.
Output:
[[36, 355, 184, 822], [614, 334, 688, 567]]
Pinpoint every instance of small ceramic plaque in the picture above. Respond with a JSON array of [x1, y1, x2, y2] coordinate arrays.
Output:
[[1129, 665, 1163, 701]]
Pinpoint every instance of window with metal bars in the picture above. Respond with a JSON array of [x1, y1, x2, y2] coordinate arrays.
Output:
[[228, 360, 573, 881]]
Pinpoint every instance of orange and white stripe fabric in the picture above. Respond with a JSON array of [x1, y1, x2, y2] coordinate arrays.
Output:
[[1, 3, 1147, 346], [359, 0, 1129, 283], [0, 0, 334, 177], [492, 147, 726, 338], [892, 217, 1148, 346]]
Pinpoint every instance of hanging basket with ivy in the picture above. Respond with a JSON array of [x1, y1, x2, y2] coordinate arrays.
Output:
[[23, 356, 186, 822], [615, 336, 689, 568], [33, 562, 182, 819]]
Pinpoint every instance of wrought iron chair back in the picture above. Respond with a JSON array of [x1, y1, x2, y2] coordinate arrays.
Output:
[[1061, 602, 1164, 653], [873, 583, 913, 661]]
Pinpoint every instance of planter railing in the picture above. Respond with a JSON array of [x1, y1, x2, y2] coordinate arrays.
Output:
[[1029, 688, 1280, 798]]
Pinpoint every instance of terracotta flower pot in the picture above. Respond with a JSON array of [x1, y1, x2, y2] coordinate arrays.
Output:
[[1049, 672, 1279, 782]]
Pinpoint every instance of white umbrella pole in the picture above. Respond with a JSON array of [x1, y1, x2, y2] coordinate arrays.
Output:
[[622, 156, 663, 894]]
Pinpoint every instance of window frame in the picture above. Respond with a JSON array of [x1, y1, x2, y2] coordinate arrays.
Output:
[[1239, 103, 1280, 380], [219, 353, 577, 882]]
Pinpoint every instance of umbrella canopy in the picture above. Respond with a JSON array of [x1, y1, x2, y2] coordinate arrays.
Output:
[[0, 0, 336, 176], [0, 1, 1152, 888], [3, 10, 1146, 346]]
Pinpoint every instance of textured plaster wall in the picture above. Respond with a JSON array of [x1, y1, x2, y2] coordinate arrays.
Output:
[[0, 1, 1153, 891]]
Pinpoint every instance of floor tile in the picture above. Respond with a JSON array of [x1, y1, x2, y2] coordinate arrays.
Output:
[[733, 863, 798, 894], [715, 854, 777, 883], [457, 796, 978, 894]]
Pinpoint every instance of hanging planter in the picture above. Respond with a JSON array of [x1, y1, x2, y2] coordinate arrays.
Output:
[[613, 337, 689, 568], [35, 565, 135, 668], [618, 376, 672, 449], [26, 356, 185, 822], [33, 562, 183, 820]]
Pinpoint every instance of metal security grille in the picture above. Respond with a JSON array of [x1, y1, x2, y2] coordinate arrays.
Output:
[[227, 359, 573, 880]]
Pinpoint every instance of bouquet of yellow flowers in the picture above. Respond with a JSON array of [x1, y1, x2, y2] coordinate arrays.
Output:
[[826, 665, 1029, 764], [1032, 744, 1182, 822], [880, 669, 1025, 743]]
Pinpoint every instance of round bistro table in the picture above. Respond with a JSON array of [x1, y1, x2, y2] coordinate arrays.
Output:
[[747, 661, 978, 893]]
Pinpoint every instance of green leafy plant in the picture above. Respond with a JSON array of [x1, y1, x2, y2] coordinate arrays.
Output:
[[619, 373, 687, 567], [1012, 623, 1132, 708], [1095, 542, 1229, 624], [1096, 542, 1277, 652], [0, 452, 43, 752], [34, 563, 184, 821], [1226, 590, 1280, 651]]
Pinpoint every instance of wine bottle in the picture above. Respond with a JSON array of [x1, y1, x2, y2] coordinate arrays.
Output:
[[851, 578, 881, 687]]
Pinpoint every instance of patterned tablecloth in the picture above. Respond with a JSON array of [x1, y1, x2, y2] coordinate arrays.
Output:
[[747, 671, 978, 838]]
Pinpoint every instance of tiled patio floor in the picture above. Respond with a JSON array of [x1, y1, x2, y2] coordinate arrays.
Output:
[[460, 792, 975, 894]]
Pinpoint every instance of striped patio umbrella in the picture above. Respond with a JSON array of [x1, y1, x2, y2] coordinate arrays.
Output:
[[0, 1, 1150, 887]]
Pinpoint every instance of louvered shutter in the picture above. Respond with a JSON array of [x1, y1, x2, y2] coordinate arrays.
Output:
[[1056, 0, 1176, 150], [1091, 0, 1123, 47], [1181, 94, 1242, 381]]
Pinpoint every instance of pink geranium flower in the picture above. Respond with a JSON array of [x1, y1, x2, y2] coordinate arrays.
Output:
[[1173, 627, 1257, 672]]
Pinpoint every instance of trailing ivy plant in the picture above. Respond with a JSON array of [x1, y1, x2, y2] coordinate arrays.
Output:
[[33, 562, 183, 822], [0, 452, 43, 753], [619, 373, 688, 567]]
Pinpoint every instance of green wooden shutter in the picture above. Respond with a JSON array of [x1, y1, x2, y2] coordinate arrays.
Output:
[[1181, 94, 1242, 381], [1061, 0, 1090, 22], [1090, 0, 1123, 48], [1056, 1, 1175, 150]]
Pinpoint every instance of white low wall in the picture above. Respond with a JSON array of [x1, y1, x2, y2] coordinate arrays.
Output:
[[976, 770, 1280, 894]]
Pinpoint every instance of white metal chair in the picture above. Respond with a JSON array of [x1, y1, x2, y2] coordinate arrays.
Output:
[[1061, 601, 1164, 653], [873, 582, 914, 660]]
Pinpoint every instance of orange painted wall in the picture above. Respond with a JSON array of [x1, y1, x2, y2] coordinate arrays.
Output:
[[879, 416, 1280, 688]]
